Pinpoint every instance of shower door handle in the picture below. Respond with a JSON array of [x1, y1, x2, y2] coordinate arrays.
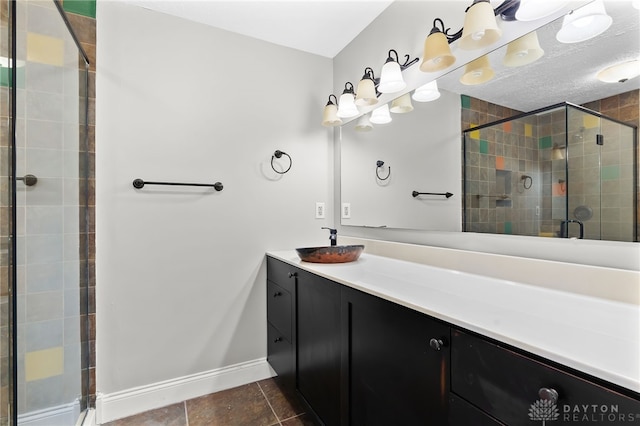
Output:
[[560, 219, 584, 239]]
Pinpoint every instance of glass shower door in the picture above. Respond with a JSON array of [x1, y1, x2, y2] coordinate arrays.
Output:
[[13, 1, 88, 424], [565, 105, 636, 241]]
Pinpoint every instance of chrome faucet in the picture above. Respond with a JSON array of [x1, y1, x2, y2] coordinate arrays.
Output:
[[322, 227, 337, 246]]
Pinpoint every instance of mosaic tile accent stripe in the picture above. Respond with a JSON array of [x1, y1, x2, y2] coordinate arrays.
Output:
[[538, 135, 552, 149], [461, 94, 471, 109]]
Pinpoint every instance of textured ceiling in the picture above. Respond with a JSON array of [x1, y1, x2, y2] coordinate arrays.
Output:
[[437, 1, 640, 111]]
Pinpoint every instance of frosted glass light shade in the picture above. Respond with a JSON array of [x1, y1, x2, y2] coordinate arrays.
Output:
[[390, 93, 414, 114], [460, 0, 502, 50], [515, 0, 569, 21], [355, 77, 378, 106], [556, 0, 612, 44], [420, 31, 456, 72], [355, 114, 373, 132], [503, 31, 544, 67], [412, 80, 441, 102], [460, 55, 495, 85], [337, 92, 359, 118], [378, 60, 406, 93], [322, 103, 342, 127], [597, 60, 640, 83], [370, 104, 392, 124]]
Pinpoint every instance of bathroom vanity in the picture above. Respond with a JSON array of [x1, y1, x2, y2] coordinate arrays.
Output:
[[266, 249, 640, 425]]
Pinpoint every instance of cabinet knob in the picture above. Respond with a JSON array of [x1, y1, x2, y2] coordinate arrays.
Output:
[[288, 272, 297, 278], [274, 337, 283, 343], [273, 291, 282, 297], [538, 387, 559, 404], [429, 338, 445, 351]]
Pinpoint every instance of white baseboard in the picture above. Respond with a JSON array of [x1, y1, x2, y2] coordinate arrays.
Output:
[[95, 358, 275, 424], [18, 400, 81, 426]]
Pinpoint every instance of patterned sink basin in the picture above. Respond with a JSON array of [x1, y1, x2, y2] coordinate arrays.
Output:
[[295, 245, 364, 263]]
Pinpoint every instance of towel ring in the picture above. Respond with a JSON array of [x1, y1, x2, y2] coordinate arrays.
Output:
[[271, 150, 292, 174]]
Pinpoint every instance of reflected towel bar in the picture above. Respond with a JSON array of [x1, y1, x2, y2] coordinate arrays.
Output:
[[132, 178, 223, 191], [412, 191, 453, 198]]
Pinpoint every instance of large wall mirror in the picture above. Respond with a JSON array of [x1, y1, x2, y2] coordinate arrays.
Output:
[[340, 0, 639, 242]]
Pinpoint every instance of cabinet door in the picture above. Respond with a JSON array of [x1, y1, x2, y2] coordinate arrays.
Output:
[[344, 287, 450, 426], [296, 269, 342, 426]]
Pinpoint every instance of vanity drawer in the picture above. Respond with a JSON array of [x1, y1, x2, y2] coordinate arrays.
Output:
[[267, 281, 292, 341], [267, 323, 294, 385], [267, 256, 297, 293], [451, 329, 640, 425], [449, 393, 504, 425]]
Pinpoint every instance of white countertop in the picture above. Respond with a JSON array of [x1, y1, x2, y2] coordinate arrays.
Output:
[[267, 250, 640, 394]]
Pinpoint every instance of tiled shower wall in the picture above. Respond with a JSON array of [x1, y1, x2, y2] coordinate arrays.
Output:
[[462, 90, 638, 240], [0, 0, 95, 424]]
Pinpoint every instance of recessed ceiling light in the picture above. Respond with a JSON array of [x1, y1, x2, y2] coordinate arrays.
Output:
[[596, 59, 640, 83]]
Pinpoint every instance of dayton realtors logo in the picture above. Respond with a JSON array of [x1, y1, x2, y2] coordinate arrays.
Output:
[[529, 399, 640, 424]]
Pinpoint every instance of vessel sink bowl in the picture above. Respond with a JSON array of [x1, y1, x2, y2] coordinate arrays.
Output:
[[296, 245, 364, 263]]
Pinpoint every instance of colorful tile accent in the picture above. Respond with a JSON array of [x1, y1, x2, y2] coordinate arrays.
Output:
[[538, 135, 553, 149], [469, 123, 480, 140], [495, 156, 505, 170], [601, 165, 620, 180], [503, 121, 512, 132], [27, 33, 64, 66], [461, 94, 471, 109], [583, 114, 600, 129], [63, 0, 96, 18], [25, 347, 64, 381], [479, 139, 488, 154], [525, 123, 533, 137], [0, 66, 26, 88]]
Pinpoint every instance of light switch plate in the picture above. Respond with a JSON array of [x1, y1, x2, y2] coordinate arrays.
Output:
[[316, 202, 325, 219], [342, 203, 351, 219]]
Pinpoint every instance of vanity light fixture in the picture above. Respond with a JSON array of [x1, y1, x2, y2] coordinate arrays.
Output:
[[460, 0, 503, 50], [390, 93, 414, 113], [370, 104, 392, 124], [378, 49, 419, 94], [596, 59, 640, 83], [355, 67, 379, 106], [556, 0, 612, 44], [460, 54, 495, 85], [322, 95, 342, 127], [420, 19, 457, 73], [355, 113, 373, 132], [502, 30, 544, 67], [412, 80, 441, 102], [336, 82, 359, 118], [515, 0, 569, 21]]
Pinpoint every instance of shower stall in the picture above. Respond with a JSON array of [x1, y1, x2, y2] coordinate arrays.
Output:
[[463, 102, 637, 242], [1, 0, 91, 424]]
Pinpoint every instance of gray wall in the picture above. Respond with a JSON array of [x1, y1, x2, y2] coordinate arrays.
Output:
[[96, 2, 334, 395]]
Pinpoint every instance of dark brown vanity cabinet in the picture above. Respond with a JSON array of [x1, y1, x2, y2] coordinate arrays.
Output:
[[266, 257, 297, 389], [342, 287, 450, 426], [450, 329, 640, 426]]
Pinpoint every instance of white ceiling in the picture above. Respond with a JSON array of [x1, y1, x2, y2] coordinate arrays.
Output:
[[119, 0, 395, 58], [120, 0, 639, 112]]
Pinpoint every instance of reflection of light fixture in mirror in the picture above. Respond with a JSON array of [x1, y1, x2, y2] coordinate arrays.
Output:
[[552, 144, 565, 160], [412, 80, 441, 102], [503, 31, 544, 67], [460, 0, 503, 50], [597, 60, 640, 83], [378, 50, 406, 94], [515, 0, 569, 21], [420, 19, 456, 72], [355, 67, 379, 106], [556, 0, 612, 44], [355, 114, 373, 132], [390, 93, 414, 114], [336, 82, 359, 118], [370, 104, 392, 124], [460, 55, 495, 85], [322, 94, 342, 127]]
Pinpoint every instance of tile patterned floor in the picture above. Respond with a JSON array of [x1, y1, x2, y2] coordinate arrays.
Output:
[[103, 378, 317, 426]]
